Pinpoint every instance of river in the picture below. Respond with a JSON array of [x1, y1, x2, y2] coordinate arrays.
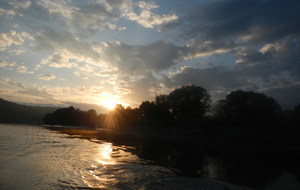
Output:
[[0, 124, 299, 190]]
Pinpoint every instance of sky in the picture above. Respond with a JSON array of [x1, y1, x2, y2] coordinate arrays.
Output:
[[1, 0, 300, 111]]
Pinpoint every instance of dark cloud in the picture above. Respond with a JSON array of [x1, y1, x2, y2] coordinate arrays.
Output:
[[235, 39, 300, 80], [182, 0, 300, 43], [158, 0, 300, 108], [165, 66, 248, 91], [104, 41, 181, 74], [164, 38, 300, 107]]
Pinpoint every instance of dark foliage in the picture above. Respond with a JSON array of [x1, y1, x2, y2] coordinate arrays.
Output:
[[104, 105, 140, 130], [167, 85, 210, 120], [44, 106, 101, 128], [214, 90, 282, 125]]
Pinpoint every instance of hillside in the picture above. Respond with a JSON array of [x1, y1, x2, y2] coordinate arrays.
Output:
[[0, 98, 59, 124]]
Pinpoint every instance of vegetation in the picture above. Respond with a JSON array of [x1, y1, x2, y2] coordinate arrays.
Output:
[[43, 106, 102, 127], [214, 90, 282, 125], [42, 85, 300, 132]]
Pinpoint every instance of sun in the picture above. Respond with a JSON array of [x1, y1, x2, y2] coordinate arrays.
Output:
[[101, 99, 118, 110]]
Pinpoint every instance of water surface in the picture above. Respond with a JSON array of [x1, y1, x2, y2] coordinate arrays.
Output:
[[0, 124, 299, 190]]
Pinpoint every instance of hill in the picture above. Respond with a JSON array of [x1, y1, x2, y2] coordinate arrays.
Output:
[[0, 98, 59, 124]]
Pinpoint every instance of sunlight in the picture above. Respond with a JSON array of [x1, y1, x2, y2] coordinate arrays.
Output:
[[98, 93, 129, 110], [96, 143, 113, 165], [101, 98, 118, 110]]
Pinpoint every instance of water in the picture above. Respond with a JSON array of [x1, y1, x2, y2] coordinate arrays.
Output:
[[0, 124, 299, 190]]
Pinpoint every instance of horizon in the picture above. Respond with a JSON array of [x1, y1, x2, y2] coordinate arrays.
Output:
[[1, 0, 300, 109]]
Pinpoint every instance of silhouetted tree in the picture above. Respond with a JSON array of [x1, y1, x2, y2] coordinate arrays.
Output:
[[167, 85, 210, 120], [104, 104, 124, 129], [44, 106, 101, 128], [155, 94, 168, 105], [138, 99, 173, 127], [215, 90, 282, 124], [85, 109, 98, 127], [139, 101, 157, 122], [122, 106, 140, 128]]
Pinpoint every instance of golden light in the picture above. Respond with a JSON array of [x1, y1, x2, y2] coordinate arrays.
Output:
[[97, 143, 113, 165], [98, 92, 129, 110], [101, 98, 118, 110]]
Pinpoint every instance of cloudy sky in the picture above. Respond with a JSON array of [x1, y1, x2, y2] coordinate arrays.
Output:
[[1, 0, 300, 111]]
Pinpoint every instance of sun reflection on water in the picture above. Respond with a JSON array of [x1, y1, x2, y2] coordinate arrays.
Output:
[[97, 143, 113, 165], [79, 143, 117, 188]]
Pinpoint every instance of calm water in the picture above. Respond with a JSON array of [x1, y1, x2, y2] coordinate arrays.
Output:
[[0, 124, 299, 190]]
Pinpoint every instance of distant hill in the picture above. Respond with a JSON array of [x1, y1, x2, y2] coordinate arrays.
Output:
[[0, 98, 59, 124]]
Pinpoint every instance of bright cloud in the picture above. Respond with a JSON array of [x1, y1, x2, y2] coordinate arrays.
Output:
[[38, 74, 56, 81], [123, 1, 177, 28], [0, 30, 24, 50], [40, 52, 78, 68], [0, 61, 16, 67]]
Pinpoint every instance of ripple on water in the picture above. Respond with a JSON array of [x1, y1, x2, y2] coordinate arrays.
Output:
[[0, 124, 255, 190]]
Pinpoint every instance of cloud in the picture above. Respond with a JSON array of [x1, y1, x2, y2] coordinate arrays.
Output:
[[102, 41, 181, 74], [16, 65, 33, 74], [40, 52, 78, 68], [164, 38, 300, 107], [1, 0, 300, 109], [34, 29, 102, 64], [99, 39, 237, 75], [0, 30, 24, 50], [166, 66, 248, 91], [181, 40, 235, 60], [234, 39, 300, 79], [0, 7, 16, 16], [8, 49, 25, 55], [0, 60, 16, 67], [31, 0, 177, 35], [0, 1, 31, 19], [8, 1, 31, 10], [179, 0, 300, 44], [1, 78, 24, 88], [38, 74, 56, 81], [36, 0, 118, 33], [124, 1, 177, 28], [133, 11, 177, 29], [75, 64, 96, 79]]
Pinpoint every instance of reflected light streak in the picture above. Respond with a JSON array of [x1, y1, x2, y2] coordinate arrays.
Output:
[[97, 143, 113, 165]]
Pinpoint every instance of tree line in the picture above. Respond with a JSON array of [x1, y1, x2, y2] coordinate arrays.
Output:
[[43, 85, 300, 129]]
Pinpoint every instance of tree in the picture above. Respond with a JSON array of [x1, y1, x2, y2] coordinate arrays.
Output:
[[43, 106, 101, 128], [139, 100, 173, 126], [216, 90, 281, 123], [155, 94, 168, 105], [85, 109, 98, 127], [139, 101, 157, 121], [167, 85, 210, 119]]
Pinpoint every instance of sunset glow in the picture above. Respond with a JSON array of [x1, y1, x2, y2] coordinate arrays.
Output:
[[0, 0, 300, 111], [100, 99, 119, 110]]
